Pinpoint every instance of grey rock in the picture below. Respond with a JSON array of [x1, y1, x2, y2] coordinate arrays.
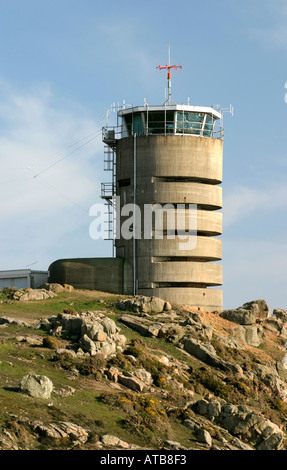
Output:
[[264, 317, 283, 333], [182, 336, 243, 375], [165, 440, 186, 450], [13, 289, 56, 301], [256, 432, 284, 450], [31, 420, 88, 443], [132, 368, 153, 386], [117, 295, 170, 314], [273, 308, 287, 322], [79, 334, 98, 356], [196, 428, 212, 446], [192, 397, 284, 450], [118, 375, 146, 392], [216, 334, 243, 350], [120, 314, 158, 337], [208, 400, 222, 418], [19, 374, 53, 399], [183, 418, 197, 430], [101, 434, 130, 449], [82, 321, 104, 340], [101, 317, 119, 336], [241, 299, 270, 318], [39, 283, 64, 293], [232, 325, 264, 347], [220, 308, 257, 325], [221, 299, 270, 325], [55, 348, 77, 358]]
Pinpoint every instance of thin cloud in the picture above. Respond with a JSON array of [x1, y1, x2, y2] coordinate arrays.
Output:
[[223, 237, 287, 311], [223, 183, 287, 228], [0, 79, 104, 268], [248, 1, 287, 50]]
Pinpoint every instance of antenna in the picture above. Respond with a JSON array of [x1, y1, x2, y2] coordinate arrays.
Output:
[[157, 41, 182, 104]]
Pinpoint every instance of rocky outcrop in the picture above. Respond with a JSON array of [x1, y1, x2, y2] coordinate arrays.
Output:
[[219, 300, 272, 347], [116, 295, 172, 313], [40, 283, 74, 293], [231, 324, 264, 347], [13, 289, 56, 301], [40, 311, 127, 357], [0, 317, 31, 328], [273, 308, 287, 322], [190, 397, 284, 450], [220, 299, 270, 325], [31, 420, 88, 443], [181, 336, 243, 375]]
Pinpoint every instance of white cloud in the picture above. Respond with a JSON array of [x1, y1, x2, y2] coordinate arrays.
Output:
[[0, 79, 106, 269], [223, 183, 287, 228], [223, 237, 287, 311]]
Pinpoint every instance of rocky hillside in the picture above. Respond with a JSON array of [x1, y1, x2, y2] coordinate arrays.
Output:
[[1, 285, 287, 451]]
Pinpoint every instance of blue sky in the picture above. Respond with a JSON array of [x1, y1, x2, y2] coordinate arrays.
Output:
[[1, 0, 287, 311]]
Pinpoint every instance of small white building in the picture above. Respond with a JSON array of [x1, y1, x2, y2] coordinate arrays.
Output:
[[0, 269, 48, 290]]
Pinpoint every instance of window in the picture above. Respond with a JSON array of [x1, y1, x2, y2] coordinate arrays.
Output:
[[176, 112, 215, 136]]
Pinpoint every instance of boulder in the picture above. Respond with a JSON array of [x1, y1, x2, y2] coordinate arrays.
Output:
[[13, 289, 56, 301], [118, 374, 146, 392], [133, 368, 153, 386], [40, 283, 64, 293], [241, 300, 270, 318], [182, 336, 243, 375], [79, 334, 98, 356], [192, 397, 284, 450], [120, 314, 157, 337], [31, 420, 88, 443], [221, 300, 270, 325], [44, 311, 124, 358], [220, 308, 257, 325], [101, 317, 120, 336], [19, 374, 53, 399], [63, 284, 74, 292], [117, 295, 171, 314], [264, 317, 282, 332], [40, 283, 74, 293], [273, 308, 287, 322], [196, 428, 212, 446], [231, 325, 264, 347], [101, 434, 130, 449]]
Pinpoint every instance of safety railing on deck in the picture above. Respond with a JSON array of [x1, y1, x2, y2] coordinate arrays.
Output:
[[102, 118, 223, 143]]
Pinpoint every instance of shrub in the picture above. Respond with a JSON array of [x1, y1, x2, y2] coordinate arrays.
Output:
[[42, 336, 65, 350], [63, 307, 78, 315]]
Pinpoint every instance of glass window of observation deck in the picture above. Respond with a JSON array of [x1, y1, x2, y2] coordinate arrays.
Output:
[[176, 112, 215, 136]]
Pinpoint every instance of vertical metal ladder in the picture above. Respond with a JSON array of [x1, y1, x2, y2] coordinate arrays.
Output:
[[101, 140, 117, 247]]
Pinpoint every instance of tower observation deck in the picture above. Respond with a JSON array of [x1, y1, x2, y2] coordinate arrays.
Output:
[[102, 99, 224, 312]]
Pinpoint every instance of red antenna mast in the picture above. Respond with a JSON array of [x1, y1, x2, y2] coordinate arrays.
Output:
[[157, 41, 182, 104]]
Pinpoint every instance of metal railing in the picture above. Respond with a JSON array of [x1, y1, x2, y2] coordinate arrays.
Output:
[[101, 182, 115, 200], [102, 119, 223, 142]]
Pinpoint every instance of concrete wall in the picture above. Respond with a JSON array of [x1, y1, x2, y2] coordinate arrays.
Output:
[[118, 236, 222, 261], [139, 287, 223, 312], [116, 134, 223, 311], [48, 258, 133, 294], [117, 135, 223, 183]]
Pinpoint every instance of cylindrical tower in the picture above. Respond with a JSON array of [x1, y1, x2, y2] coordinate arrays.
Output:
[[102, 103, 223, 311]]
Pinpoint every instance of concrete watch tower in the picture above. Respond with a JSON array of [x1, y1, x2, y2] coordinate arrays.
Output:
[[101, 50, 224, 312]]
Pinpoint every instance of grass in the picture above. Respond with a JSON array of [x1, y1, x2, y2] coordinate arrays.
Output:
[[0, 290, 122, 322]]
